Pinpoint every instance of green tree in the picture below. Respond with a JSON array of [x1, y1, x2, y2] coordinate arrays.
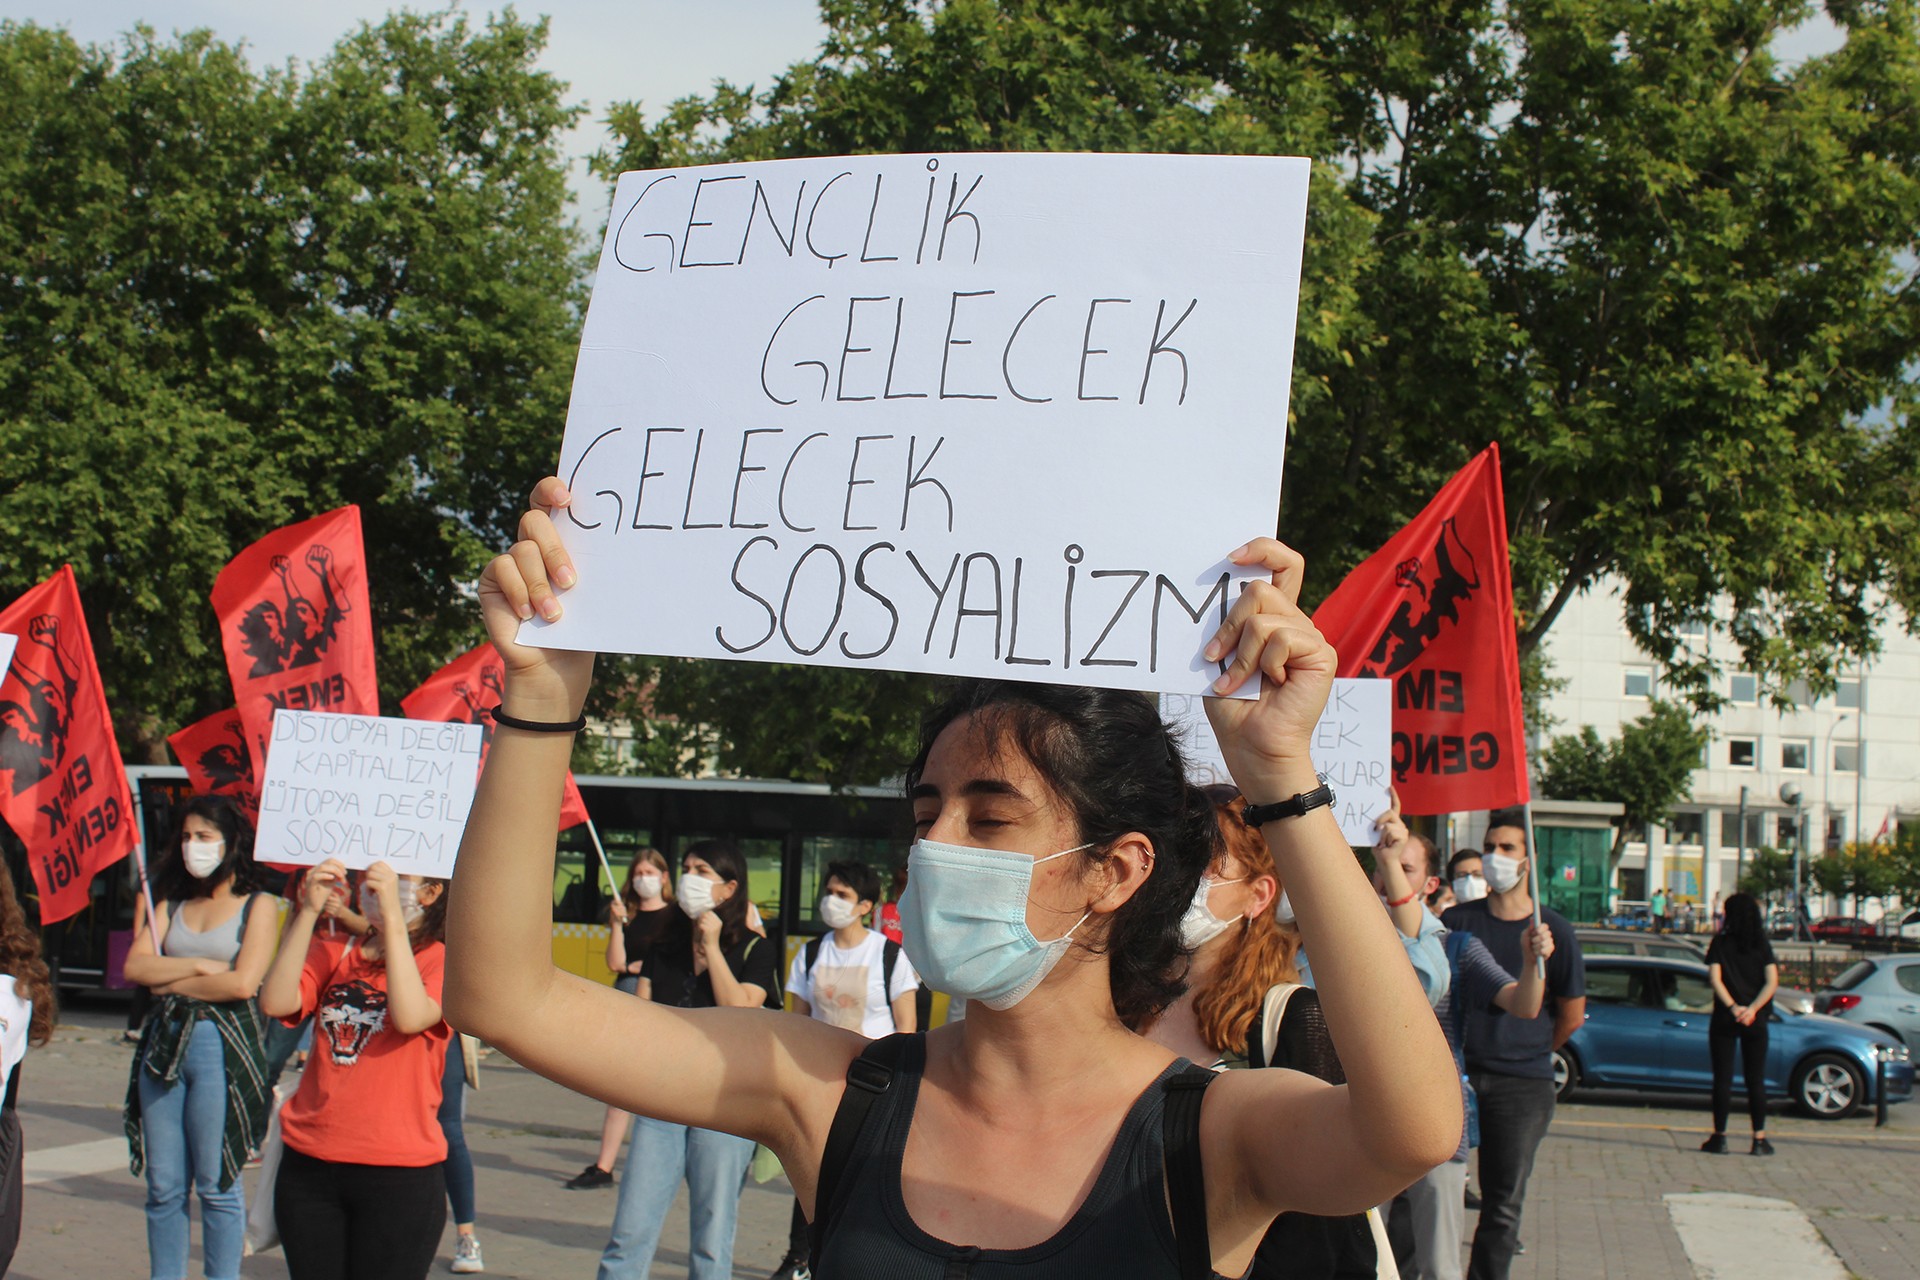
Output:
[[590, 0, 1920, 773], [0, 11, 582, 757], [1535, 701, 1710, 857], [1811, 841, 1899, 919], [1737, 846, 1795, 904]]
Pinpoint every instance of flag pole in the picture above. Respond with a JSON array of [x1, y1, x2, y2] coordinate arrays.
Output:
[[131, 840, 163, 954], [1522, 800, 1545, 979], [584, 819, 621, 902]]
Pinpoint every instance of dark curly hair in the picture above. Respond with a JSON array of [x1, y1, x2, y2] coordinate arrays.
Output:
[[152, 795, 263, 904], [0, 859, 55, 1045], [907, 681, 1219, 1030]]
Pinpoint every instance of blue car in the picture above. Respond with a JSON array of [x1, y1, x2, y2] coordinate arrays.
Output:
[[1553, 956, 1914, 1119]]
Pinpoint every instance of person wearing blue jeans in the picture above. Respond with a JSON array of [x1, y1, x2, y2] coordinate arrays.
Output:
[[440, 1038, 484, 1272], [595, 1117, 756, 1280], [139, 1020, 244, 1280]]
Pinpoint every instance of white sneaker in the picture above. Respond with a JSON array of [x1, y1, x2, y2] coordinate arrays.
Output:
[[451, 1233, 484, 1273]]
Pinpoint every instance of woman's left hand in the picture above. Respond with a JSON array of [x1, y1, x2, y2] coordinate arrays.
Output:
[[363, 861, 402, 927], [694, 909, 723, 949], [1202, 537, 1336, 796]]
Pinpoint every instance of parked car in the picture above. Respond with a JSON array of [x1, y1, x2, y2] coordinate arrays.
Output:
[[1809, 916, 1877, 943], [1878, 909, 1920, 941], [1574, 928, 1814, 1014], [1553, 956, 1912, 1119], [1816, 958, 1920, 1054]]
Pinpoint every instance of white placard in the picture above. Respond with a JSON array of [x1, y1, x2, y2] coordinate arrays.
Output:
[[1164, 678, 1394, 845], [528, 152, 1311, 696], [255, 710, 482, 875], [0, 632, 17, 685]]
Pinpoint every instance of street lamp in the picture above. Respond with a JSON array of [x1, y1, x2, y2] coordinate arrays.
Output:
[[1781, 782, 1805, 941]]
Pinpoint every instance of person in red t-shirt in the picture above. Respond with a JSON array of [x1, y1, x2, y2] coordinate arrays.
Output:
[[260, 859, 452, 1280]]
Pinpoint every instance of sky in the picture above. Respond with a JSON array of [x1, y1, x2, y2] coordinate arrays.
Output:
[[0, 2, 830, 230]]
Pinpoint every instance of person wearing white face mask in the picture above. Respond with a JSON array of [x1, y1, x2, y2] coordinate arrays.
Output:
[[451, 499, 1460, 1280], [259, 858, 453, 1280], [567, 849, 676, 1193], [594, 841, 781, 1280], [123, 795, 278, 1280], [769, 860, 921, 1280], [1440, 814, 1586, 1280]]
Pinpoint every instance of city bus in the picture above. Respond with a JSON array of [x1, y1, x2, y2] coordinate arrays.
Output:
[[3, 766, 916, 1002]]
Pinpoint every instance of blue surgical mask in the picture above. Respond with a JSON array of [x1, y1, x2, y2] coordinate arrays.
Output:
[[897, 837, 1093, 1010]]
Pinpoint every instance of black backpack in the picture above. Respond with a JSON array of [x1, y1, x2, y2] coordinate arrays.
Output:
[[803, 934, 901, 998]]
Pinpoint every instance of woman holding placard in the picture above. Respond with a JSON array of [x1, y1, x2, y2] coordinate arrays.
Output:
[[123, 795, 277, 1280], [446, 477, 1459, 1278], [260, 859, 452, 1280]]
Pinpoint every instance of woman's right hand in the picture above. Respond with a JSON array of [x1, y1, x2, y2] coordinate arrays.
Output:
[[302, 859, 347, 914], [479, 476, 598, 718]]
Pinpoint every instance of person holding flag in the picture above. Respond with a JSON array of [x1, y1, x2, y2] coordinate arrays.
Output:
[[1439, 815, 1584, 1280]]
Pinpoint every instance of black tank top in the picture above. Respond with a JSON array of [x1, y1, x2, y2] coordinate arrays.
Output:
[[815, 1035, 1191, 1279]]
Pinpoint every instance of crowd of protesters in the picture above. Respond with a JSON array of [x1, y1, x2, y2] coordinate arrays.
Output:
[[41, 478, 1625, 1280]]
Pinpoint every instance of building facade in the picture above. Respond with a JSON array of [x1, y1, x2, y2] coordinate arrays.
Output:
[[1529, 577, 1920, 915]]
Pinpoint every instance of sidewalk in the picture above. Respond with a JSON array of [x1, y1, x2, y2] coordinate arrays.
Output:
[[13, 1006, 1918, 1278]]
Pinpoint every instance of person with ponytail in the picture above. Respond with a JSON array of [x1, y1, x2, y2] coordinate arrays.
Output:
[[447, 480, 1460, 1280], [259, 859, 452, 1280], [0, 859, 55, 1273], [122, 795, 277, 1280], [566, 847, 674, 1193]]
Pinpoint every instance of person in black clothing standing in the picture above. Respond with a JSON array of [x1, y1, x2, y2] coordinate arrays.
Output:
[[1440, 812, 1586, 1280], [1701, 893, 1779, 1156]]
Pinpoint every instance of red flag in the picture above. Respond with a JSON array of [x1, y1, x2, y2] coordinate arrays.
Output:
[[0, 567, 138, 922], [211, 507, 379, 771], [1311, 444, 1530, 815], [401, 643, 590, 830], [167, 708, 258, 823]]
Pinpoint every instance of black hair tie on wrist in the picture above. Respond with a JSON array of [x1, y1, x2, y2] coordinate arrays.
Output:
[[487, 706, 588, 734]]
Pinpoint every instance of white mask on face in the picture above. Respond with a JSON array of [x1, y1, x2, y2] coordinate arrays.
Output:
[[676, 873, 718, 919], [1274, 891, 1296, 924], [819, 894, 861, 931], [1452, 873, 1489, 903], [181, 840, 225, 880], [1483, 852, 1525, 894], [633, 872, 663, 902], [1179, 875, 1244, 949], [360, 878, 426, 924]]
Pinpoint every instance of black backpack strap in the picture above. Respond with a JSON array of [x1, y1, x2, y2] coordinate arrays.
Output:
[[806, 935, 823, 973], [1162, 1064, 1218, 1280], [881, 939, 900, 995], [808, 1031, 918, 1269]]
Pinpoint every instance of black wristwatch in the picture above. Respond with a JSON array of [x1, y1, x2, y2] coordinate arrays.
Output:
[[1241, 777, 1336, 827]]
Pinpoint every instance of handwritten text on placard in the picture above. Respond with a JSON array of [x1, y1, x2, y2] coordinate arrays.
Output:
[[527, 152, 1311, 696], [255, 711, 482, 875]]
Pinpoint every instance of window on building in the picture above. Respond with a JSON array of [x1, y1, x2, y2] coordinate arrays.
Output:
[[1719, 811, 1763, 849], [1728, 672, 1757, 705], [1780, 739, 1810, 772], [1728, 738, 1756, 769], [1776, 814, 1799, 847], [1679, 615, 1709, 638], [1836, 677, 1862, 711], [1834, 741, 1862, 773], [1668, 812, 1704, 845], [1826, 812, 1847, 851], [1785, 678, 1812, 707], [1623, 666, 1655, 699]]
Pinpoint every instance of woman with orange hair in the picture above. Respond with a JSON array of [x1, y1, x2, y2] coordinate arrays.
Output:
[[0, 858, 57, 1272], [1148, 791, 1377, 1278]]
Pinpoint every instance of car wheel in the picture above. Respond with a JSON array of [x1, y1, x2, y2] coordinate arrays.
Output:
[[1551, 1047, 1576, 1102], [1792, 1053, 1865, 1120]]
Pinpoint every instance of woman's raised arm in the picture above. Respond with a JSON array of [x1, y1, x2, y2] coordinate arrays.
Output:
[[443, 479, 860, 1152], [1199, 538, 1461, 1228]]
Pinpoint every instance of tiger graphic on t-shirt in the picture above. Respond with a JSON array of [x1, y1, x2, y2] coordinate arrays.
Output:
[[318, 978, 388, 1065]]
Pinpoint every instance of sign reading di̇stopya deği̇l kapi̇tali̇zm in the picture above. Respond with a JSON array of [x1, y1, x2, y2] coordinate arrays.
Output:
[[522, 152, 1310, 697], [254, 710, 482, 875]]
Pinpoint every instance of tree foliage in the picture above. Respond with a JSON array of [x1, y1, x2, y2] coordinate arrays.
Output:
[[1811, 840, 1901, 917], [590, 0, 1920, 771], [1737, 845, 1795, 901], [1536, 700, 1710, 854], [0, 11, 582, 757]]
